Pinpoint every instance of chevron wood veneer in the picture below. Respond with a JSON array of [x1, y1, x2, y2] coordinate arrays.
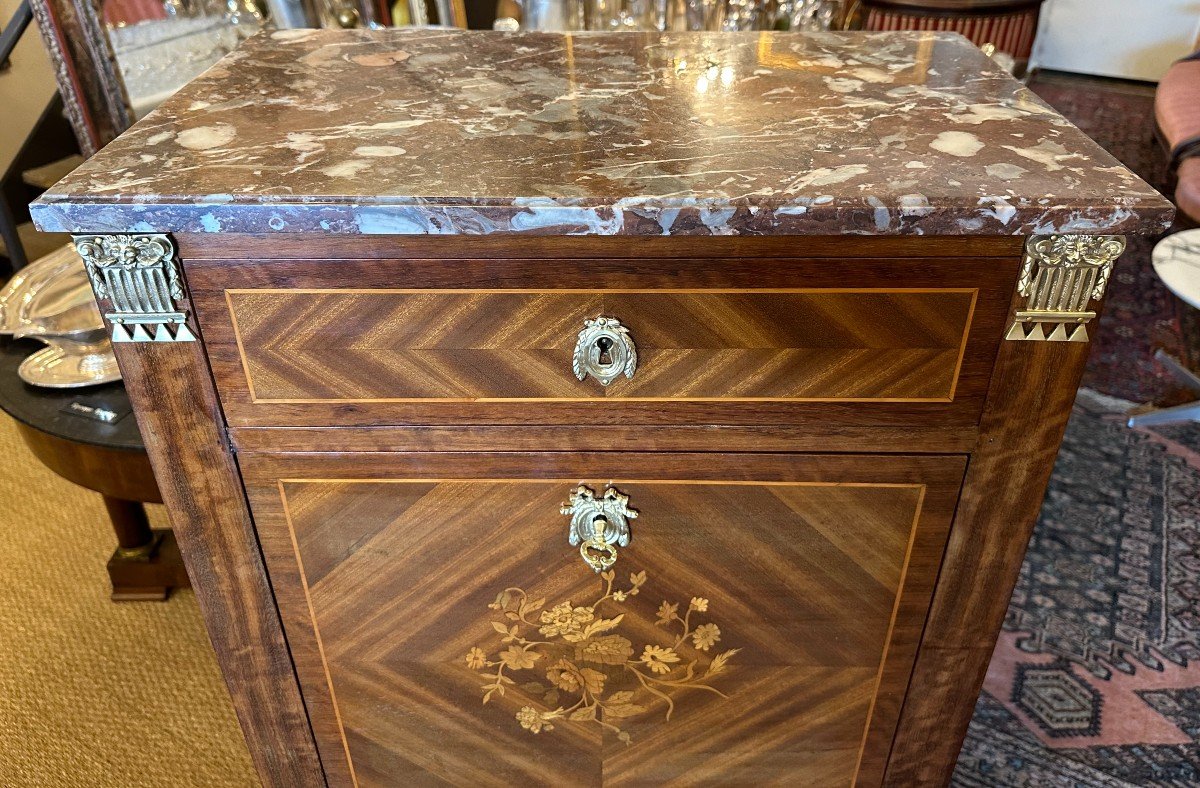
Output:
[[223, 289, 976, 403], [72, 228, 1115, 787], [183, 249, 1018, 431], [241, 451, 965, 787]]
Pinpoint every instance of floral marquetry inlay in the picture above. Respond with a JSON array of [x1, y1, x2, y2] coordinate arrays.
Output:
[[466, 569, 739, 743]]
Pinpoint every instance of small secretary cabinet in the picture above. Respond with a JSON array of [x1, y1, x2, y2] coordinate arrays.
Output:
[[32, 29, 1174, 788]]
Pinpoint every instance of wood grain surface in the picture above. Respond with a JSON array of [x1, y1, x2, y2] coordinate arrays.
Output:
[[224, 288, 976, 402], [100, 318, 326, 784], [241, 451, 964, 787], [14, 425, 161, 503], [186, 254, 1018, 431], [138, 230, 1050, 785], [228, 423, 981, 455], [883, 292, 1096, 786], [175, 234, 1027, 261]]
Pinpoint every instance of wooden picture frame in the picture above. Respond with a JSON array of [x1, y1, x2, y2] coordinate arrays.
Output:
[[28, 0, 133, 157]]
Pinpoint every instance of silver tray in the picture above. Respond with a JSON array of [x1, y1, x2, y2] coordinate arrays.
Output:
[[18, 344, 122, 388], [3, 244, 122, 389], [0, 245, 86, 335]]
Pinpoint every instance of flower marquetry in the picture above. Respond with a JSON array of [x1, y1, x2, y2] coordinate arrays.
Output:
[[468, 569, 739, 743]]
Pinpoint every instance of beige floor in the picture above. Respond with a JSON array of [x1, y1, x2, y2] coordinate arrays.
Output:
[[0, 413, 257, 786]]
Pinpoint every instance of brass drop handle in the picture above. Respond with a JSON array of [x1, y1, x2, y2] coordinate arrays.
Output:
[[573, 316, 637, 386], [561, 485, 638, 573], [580, 517, 618, 573]]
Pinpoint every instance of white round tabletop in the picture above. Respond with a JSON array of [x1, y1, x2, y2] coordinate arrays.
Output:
[[1153, 228, 1200, 311]]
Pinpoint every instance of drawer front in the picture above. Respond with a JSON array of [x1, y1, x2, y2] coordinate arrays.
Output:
[[241, 451, 965, 787], [225, 288, 974, 400], [186, 255, 1017, 428]]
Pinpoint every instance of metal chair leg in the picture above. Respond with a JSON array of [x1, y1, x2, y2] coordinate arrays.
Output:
[[1154, 349, 1200, 392], [1128, 399, 1200, 428]]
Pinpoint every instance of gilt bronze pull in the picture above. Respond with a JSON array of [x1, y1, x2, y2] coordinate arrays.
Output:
[[561, 485, 638, 572]]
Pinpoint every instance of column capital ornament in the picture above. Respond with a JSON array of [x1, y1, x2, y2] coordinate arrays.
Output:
[[74, 233, 195, 342], [1005, 234, 1127, 342]]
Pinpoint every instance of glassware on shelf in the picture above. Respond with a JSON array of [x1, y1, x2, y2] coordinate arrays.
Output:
[[500, 0, 841, 31], [775, 0, 840, 31], [261, 0, 317, 26], [496, 0, 583, 30], [391, 0, 466, 27], [221, 0, 266, 25], [107, 16, 257, 118]]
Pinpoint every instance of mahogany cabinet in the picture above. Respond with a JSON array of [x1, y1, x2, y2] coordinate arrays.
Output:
[[189, 240, 1000, 786], [30, 28, 1174, 788], [243, 450, 963, 787], [58, 233, 1141, 787]]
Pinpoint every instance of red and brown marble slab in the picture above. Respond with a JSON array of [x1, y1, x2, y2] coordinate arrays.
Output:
[[31, 29, 1174, 236]]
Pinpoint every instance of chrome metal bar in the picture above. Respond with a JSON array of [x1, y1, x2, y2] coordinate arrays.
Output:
[[1128, 400, 1200, 428], [1153, 349, 1200, 393]]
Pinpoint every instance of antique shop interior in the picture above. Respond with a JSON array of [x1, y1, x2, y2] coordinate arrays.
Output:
[[1, 0, 1200, 786]]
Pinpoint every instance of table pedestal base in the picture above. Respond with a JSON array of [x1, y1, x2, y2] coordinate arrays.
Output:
[[3, 401, 192, 602], [108, 527, 190, 601]]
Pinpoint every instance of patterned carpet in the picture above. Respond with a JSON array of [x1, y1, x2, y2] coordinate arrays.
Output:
[[953, 72, 1200, 787]]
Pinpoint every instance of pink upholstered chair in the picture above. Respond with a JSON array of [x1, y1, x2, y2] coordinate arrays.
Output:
[[1156, 49, 1200, 225], [1134, 50, 1200, 428]]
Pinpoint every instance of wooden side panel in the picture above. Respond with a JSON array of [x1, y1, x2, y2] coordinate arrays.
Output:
[[175, 233, 1028, 261], [228, 423, 981, 454], [105, 334, 325, 784], [240, 452, 965, 787], [186, 255, 1018, 430], [225, 289, 975, 402], [884, 300, 1094, 786]]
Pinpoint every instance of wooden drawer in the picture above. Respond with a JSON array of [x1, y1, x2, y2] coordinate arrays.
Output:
[[186, 254, 1017, 429], [241, 451, 965, 787]]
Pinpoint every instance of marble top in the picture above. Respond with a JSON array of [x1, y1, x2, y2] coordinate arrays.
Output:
[[1152, 229, 1200, 310], [31, 29, 1174, 237]]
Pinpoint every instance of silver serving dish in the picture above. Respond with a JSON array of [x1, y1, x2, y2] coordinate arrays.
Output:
[[0, 245, 83, 335], [2, 244, 123, 388], [18, 344, 122, 388]]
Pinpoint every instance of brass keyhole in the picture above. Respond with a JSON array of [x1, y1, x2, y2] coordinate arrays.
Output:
[[572, 316, 637, 387], [561, 485, 637, 573]]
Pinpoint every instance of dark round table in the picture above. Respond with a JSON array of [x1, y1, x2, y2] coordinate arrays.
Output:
[[0, 337, 188, 600]]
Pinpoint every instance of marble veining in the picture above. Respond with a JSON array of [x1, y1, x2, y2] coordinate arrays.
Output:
[[31, 29, 1174, 236]]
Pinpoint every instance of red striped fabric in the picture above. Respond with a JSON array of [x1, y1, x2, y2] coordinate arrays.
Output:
[[864, 8, 1039, 59]]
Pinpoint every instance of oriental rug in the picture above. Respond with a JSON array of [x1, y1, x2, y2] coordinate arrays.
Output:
[[953, 390, 1200, 787]]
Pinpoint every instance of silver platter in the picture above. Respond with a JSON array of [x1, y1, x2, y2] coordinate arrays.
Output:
[[18, 344, 122, 388], [2, 243, 122, 389], [0, 245, 85, 335]]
